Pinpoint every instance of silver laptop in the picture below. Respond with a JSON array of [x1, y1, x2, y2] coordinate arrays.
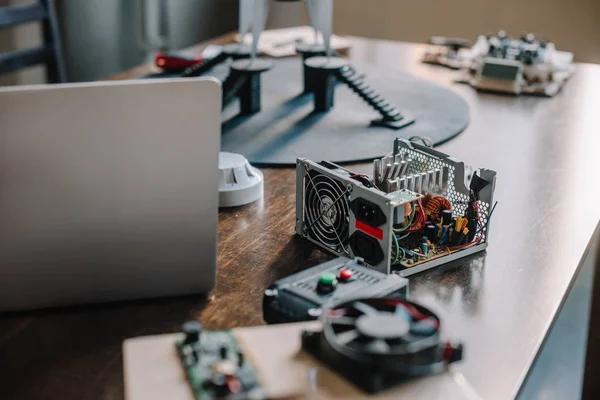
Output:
[[0, 78, 221, 312]]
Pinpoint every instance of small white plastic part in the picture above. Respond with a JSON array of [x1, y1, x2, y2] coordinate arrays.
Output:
[[218, 152, 264, 207]]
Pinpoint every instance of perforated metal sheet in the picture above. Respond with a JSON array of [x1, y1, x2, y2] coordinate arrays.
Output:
[[394, 140, 496, 241]]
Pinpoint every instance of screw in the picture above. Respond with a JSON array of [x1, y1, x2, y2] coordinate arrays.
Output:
[[264, 288, 278, 297], [308, 308, 322, 318], [346, 184, 353, 193]]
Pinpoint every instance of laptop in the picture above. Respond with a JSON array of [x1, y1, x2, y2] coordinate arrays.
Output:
[[0, 78, 221, 312]]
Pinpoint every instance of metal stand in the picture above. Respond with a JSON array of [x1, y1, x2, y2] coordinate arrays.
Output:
[[224, 58, 274, 115], [296, 42, 327, 93], [304, 56, 347, 112]]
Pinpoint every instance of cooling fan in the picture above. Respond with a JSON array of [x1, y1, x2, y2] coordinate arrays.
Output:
[[303, 169, 351, 252], [301, 297, 463, 393], [297, 159, 418, 272]]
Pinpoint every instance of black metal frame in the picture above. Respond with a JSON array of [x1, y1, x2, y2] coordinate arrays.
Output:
[[0, 0, 67, 83]]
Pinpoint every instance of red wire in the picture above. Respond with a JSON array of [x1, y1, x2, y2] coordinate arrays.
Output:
[[401, 302, 440, 329], [408, 199, 427, 232]]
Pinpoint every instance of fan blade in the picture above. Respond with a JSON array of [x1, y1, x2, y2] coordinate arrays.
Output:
[[398, 332, 427, 343], [366, 338, 390, 353], [394, 304, 413, 321], [330, 317, 356, 327], [336, 328, 359, 345], [352, 301, 377, 315], [409, 320, 437, 336]]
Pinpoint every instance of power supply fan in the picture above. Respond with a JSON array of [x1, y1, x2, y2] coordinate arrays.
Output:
[[301, 298, 463, 393], [303, 170, 350, 252]]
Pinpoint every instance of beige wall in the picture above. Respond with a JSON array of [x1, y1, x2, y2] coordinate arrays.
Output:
[[334, 0, 600, 63]]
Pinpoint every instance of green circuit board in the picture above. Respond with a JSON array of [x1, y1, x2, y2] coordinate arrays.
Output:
[[176, 330, 264, 399]]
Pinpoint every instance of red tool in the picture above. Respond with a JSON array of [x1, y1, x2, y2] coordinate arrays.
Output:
[[154, 52, 203, 71]]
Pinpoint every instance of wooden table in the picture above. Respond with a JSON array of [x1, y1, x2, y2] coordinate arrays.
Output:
[[2, 35, 600, 400]]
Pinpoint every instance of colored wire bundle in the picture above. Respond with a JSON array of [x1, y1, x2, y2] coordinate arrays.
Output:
[[393, 202, 416, 233]]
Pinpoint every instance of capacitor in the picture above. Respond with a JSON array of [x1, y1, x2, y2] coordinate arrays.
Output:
[[220, 346, 228, 360], [422, 236, 428, 243], [442, 209, 453, 225], [439, 227, 449, 244], [182, 321, 203, 345], [424, 224, 436, 241], [421, 242, 428, 255]]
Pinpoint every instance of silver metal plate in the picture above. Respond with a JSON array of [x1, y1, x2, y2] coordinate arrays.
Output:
[[385, 189, 423, 206]]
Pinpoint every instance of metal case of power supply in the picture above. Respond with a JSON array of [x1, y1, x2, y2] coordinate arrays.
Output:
[[295, 138, 497, 277]]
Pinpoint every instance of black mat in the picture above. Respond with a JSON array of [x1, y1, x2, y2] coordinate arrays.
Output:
[[210, 57, 470, 166]]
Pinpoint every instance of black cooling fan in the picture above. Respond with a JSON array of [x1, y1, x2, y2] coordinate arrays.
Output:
[[301, 298, 463, 393], [303, 170, 350, 252]]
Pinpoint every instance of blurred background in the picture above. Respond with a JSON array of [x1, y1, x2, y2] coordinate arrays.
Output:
[[1, 0, 599, 85]]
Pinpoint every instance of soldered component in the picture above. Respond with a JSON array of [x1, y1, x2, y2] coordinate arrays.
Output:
[[176, 323, 264, 399]]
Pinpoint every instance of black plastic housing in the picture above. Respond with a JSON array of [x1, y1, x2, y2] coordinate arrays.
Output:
[[263, 257, 408, 324]]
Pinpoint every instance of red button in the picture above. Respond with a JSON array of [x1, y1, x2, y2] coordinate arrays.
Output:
[[339, 269, 353, 281]]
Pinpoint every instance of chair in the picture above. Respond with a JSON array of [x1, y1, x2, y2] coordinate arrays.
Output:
[[0, 0, 67, 83]]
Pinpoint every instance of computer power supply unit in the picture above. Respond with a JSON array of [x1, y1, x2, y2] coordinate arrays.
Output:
[[295, 138, 497, 277]]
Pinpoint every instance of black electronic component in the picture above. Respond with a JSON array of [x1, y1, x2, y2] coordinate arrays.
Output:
[[441, 209, 453, 225], [301, 297, 463, 393], [183, 321, 203, 345], [219, 346, 228, 360], [424, 224, 436, 241], [349, 231, 385, 265], [263, 257, 408, 324], [350, 197, 386, 227]]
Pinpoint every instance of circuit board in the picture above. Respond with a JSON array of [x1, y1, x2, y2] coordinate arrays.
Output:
[[176, 330, 264, 399]]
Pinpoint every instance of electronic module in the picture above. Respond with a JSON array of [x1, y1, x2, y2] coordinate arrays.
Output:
[[295, 138, 497, 277], [263, 256, 408, 324], [424, 31, 575, 96]]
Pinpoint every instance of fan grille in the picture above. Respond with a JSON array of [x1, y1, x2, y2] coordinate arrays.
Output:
[[303, 170, 350, 251]]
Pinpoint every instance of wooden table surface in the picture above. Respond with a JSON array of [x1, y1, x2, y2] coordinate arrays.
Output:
[[2, 35, 600, 400]]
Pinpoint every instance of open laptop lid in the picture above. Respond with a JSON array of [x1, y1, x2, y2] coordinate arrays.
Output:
[[0, 78, 221, 311]]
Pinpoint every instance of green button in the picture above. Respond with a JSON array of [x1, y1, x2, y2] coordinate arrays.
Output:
[[319, 272, 337, 285]]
